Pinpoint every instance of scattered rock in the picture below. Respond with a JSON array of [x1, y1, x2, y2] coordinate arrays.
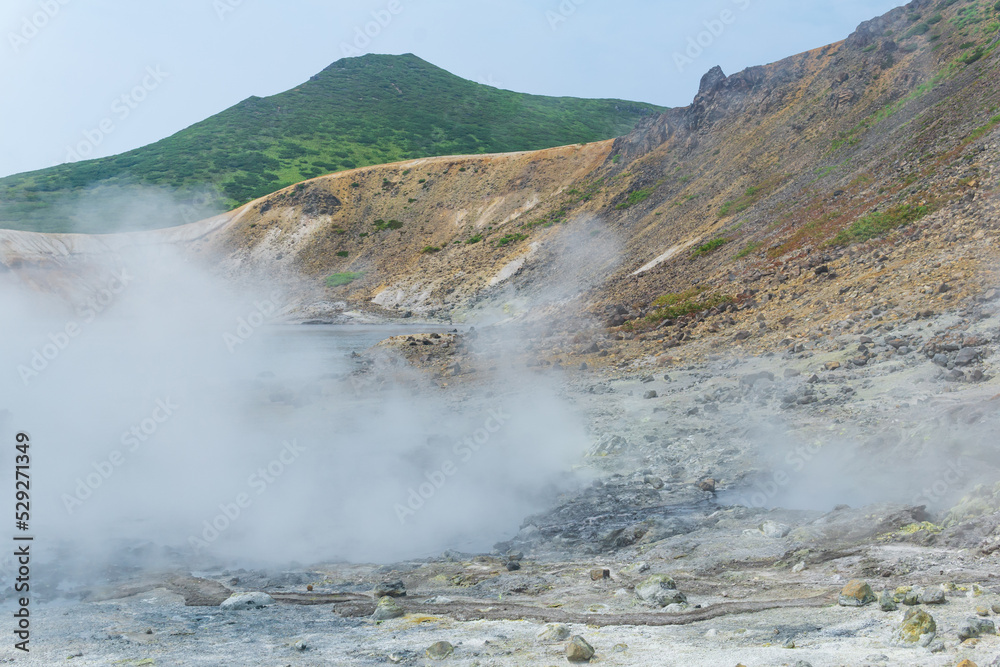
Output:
[[643, 390, 658, 399], [220, 592, 274, 611], [760, 520, 791, 538], [838, 580, 876, 607], [636, 574, 687, 607], [374, 580, 406, 598], [740, 371, 775, 387], [878, 588, 898, 611], [426, 641, 454, 660], [698, 478, 716, 493], [643, 475, 664, 489], [921, 587, 946, 605], [372, 596, 405, 621], [955, 348, 980, 366], [958, 617, 997, 641], [566, 635, 595, 662], [897, 608, 936, 646]]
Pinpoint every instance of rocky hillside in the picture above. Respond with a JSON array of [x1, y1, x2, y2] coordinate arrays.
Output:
[[3, 0, 1000, 351]]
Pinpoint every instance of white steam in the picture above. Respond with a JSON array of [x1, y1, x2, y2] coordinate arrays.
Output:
[[0, 193, 599, 575]]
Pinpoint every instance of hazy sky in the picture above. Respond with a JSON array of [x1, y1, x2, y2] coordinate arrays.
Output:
[[0, 0, 904, 178]]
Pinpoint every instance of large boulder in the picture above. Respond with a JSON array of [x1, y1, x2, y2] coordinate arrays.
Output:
[[838, 580, 875, 607], [897, 608, 936, 646]]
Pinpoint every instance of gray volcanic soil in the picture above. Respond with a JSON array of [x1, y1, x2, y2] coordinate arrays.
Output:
[[6, 307, 1000, 666]]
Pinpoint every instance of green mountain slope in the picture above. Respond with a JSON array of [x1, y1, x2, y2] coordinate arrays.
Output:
[[0, 53, 665, 233]]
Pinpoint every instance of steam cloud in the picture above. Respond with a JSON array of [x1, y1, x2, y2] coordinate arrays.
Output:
[[0, 191, 596, 581]]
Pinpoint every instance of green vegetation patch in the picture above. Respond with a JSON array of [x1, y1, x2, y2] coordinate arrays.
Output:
[[0, 53, 665, 233], [692, 238, 728, 258], [420, 245, 440, 253], [831, 203, 932, 245], [966, 114, 1000, 143], [646, 288, 733, 322], [734, 241, 763, 259], [616, 187, 654, 210], [373, 218, 404, 231], [495, 232, 528, 247], [325, 272, 363, 287]]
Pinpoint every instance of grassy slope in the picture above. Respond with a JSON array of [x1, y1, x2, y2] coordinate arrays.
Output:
[[0, 53, 664, 233]]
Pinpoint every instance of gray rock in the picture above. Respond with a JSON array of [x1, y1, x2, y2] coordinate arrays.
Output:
[[373, 580, 406, 598], [878, 588, 897, 611], [958, 616, 997, 641], [760, 520, 791, 538], [372, 596, 405, 620], [636, 574, 687, 607], [426, 641, 454, 660], [920, 588, 945, 605], [643, 475, 664, 489], [643, 390, 658, 399], [567, 635, 595, 662], [536, 623, 571, 643], [954, 347, 980, 365], [740, 371, 775, 387], [220, 592, 274, 611]]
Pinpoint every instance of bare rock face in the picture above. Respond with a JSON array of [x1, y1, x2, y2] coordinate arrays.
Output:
[[699, 66, 727, 95]]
